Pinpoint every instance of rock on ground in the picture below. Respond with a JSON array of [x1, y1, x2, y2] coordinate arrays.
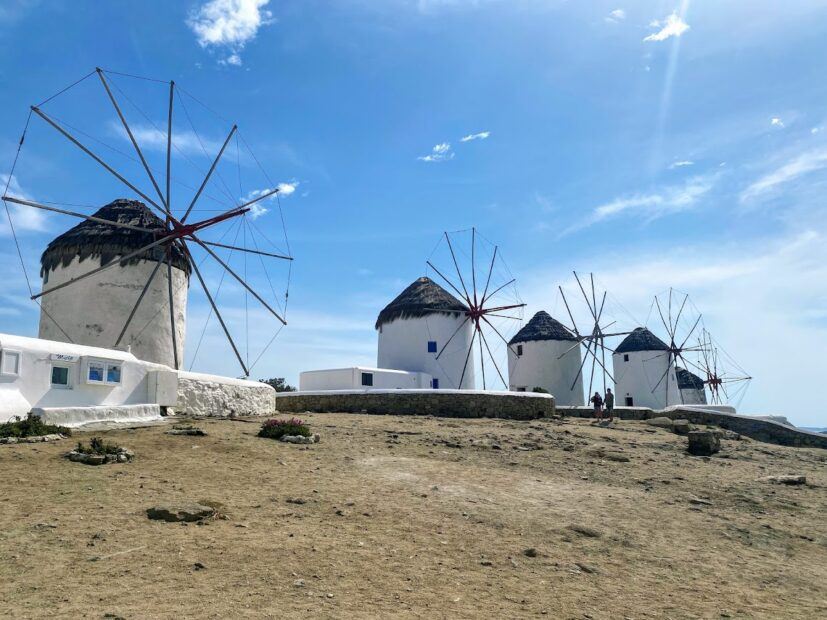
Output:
[[687, 431, 721, 456], [146, 504, 216, 522]]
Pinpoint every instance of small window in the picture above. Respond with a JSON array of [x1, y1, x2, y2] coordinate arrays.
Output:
[[1, 350, 21, 376], [516, 344, 523, 357], [361, 372, 373, 387], [432, 378, 439, 389], [625, 396, 634, 406], [51, 366, 70, 387], [87, 362, 105, 383], [427, 341, 437, 353], [106, 364, 121, 384], [623, 354, 629, 362], [516, 386, 526, 392]]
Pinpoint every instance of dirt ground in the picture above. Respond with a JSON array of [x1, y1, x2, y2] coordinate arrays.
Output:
[[1, 413, 825, 619]]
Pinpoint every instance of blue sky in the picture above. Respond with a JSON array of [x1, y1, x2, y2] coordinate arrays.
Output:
[[1, 0, 826, 426]]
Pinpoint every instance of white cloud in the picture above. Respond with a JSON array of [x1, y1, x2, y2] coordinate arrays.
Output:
[[669, 160, 694, 169], [740, 149, 827, 203], [418, 142, 454, 162], [108, 120, 225, 157], [187, 0, 273, 66], [569, 174, 716, 233], [771, 117, 784, 128], [644, 12, 690, 42], [605, 9, 626, 23], [0, 174, 48, 235], [460, 131, 491, 142], [243, 182, 297, 219], [811, 127, 821, 135]]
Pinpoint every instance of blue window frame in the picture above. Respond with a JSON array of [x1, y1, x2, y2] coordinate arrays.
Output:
[[361, 372, 373, 387], [427, 341, 437, 353]]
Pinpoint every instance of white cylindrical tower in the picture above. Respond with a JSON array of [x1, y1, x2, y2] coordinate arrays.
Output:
[[376, 277, 475, 389], [507, 311, 584, 405], [676, 367, 707, 405], [612, 327, 678, 410], [38, 199, 189, 368]]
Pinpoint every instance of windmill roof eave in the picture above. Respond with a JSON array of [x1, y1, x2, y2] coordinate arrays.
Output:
[[508, 310, 577, 344], [39, 199, 190, 279], [375, 276, 468, 330], [676, 367, 705, 390], [615, 327, 669, 353]]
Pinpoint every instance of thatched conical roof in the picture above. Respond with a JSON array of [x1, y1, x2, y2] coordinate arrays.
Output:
[[375, 277, 468, 330], [676, 367, 705, 390], [509, 311, 576, 344], [40, 199, 190, 280], [615, 327, 668, 354]]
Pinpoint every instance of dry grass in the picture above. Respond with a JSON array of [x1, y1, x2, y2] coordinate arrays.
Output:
[[1, 413, 825, 619]]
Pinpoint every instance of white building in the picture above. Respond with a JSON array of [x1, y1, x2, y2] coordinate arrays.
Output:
[[38, 199, 188, 368], [0, 332, 275, 425], [507, 311, 584, 405], [376, 277, 474, 389], [612, 327, 679, 410], [676, 367, 707, 405], [300, 367, 432, 391]]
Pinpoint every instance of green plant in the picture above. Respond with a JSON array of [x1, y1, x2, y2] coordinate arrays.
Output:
[[0, 414, 70, 438], [75, 437, 120, 455], [258, 378, 297, 392], [258, 417, 310, 440], [531, 387, 550, 394]]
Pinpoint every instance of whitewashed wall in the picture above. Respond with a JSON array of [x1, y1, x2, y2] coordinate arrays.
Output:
[[679, 387, 707, 405], [377, 314, 475, 389], [612, 349, 679, 410], [300, 367, 432, 391], [0, 333, 165, 422], [176, 371, 274, 417], [507, 339, 585, 406], [39, 257, 188, 369]]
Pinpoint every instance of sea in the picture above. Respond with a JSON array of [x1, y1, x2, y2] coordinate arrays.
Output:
[[800, 427, 827, 434]]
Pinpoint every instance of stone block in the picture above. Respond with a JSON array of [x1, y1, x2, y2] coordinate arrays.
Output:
[[687, 431, 721, 456]]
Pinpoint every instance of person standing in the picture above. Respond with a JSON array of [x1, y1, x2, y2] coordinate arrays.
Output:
[[590, 391, 604, 423], [604, 388, 615, 423]]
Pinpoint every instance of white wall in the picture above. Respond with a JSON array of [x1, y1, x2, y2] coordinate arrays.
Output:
[[39, 257, 188, 369], [0, 333, 162, 422], [177, 371, 274, 417], [612, 349, 679, 410], [679, 387, 707, 405], [507, 339, 585, 406], [300, 367, 432, 391], [377, 314, 475, 389]]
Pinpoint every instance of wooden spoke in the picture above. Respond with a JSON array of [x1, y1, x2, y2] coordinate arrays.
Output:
[[114, 258, 164, 346]]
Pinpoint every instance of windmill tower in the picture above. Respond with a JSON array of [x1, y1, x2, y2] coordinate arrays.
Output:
[[376, 277, 475, 389], [676, 367, 707, 405], [507, 311, 584, 405], [38, 199, 189, 368], [612, 327, 678, 409]]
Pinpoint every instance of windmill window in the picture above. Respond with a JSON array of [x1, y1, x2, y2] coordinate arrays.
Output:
[[432, 378, 439, 389], [623, 354, 629, 362], [0, 349, 21, 376], [517, 344, 523, 357], [361, 372, 373, 387], [427, 341, 437, 353], [51, 365, 70, 388]]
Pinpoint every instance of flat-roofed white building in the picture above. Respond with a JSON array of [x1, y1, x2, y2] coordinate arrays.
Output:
[[299, 367, 432, 391]]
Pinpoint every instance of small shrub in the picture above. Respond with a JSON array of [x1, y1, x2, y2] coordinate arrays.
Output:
[[75, 437, 120, 455], [531, 387, 550, 394], [0, 414, 70, 438], [258, 417, 311, 440]]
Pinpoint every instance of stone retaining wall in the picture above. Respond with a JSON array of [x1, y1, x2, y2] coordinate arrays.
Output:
[[558, 405, 827, 449], [275, 389, 555, 421]]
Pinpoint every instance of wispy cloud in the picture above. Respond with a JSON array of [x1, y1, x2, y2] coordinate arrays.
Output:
[[187, 0, 273, 66], [108, 120, 225, 157], [244, 182, 297, 219], [605, 9, 625, 23], [669, 160, 694, 169], [771, 117, 784, 128], [644, 12, 690, 42], [418, 142, 454, 163], [460, 131, 491, 142], [1, 174, 48, 234], [567, 174, 716, 234], [740, 149, 827, 203]]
